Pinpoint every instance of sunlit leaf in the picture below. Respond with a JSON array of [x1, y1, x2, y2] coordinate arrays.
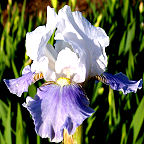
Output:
[[16, 103, 25, 144], [130, 96, 144, 143]]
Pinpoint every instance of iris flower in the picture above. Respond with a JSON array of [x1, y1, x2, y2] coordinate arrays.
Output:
[[4, 5, 142, 143]]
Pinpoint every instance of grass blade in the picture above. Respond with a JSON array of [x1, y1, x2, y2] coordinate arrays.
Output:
[[130, 96, 144, 143]]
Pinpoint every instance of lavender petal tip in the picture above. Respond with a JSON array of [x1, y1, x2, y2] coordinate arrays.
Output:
[[103, 72, 143, 95], [3, 65, 33, 97]]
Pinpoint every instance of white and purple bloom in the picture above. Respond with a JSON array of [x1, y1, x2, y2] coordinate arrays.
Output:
[[4, 5, 143, 143]]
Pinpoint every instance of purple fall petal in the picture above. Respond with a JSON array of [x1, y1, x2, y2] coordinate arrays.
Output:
[[3, 65, 33, 97], [103, 72, 143, 94], [23, 83, 94, 143]]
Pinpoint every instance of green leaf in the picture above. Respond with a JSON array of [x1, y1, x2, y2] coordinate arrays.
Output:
[[118, 31, 126, 56], [120, 123, 127, 144], [140, 36, 144, 52], [85, 106, 99, 143], [37, 135, 40, 144], [127, 49, 134, 79], [4, 102, 12, 144], [0, 131, 5, 144], [136, 133, 144, 144], [16, 103, 25, 144], [122, 0, 129, 25], [28, 84, 37, 98], [124, 22, 136, 54], [0, 100, 9, 144], [72, 125, 83, 144], [17, 0, 26, 41], [51, 0, 58, 10], [11, 60, 19, 78], [108, 88, 115, 126], [91, 82, 103, 104], [0, 100, 9, 122], [130, 96, 144, 143]]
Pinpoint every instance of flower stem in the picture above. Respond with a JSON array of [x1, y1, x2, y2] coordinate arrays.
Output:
[[63, 125, 82, 144]]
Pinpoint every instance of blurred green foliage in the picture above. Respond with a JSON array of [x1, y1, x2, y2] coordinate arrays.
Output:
[[0, 0, 144, 144]]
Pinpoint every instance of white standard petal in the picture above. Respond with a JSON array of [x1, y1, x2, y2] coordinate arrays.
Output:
[[31, 56, 56, 81], [55, 48, 80, 79], [71, 10, 109, 75], [55, 5, 82, 40], [37, 44, 57, 71], [26, 26, 47, 60], [54, 40, 73, 53], [54, 40, 87, 83], [31, 56, 49, 75], [72, 10, 109, 48], [55, 5, 109, 78], [26, 6, 57, 61], [72, 63, 86, 83], [46, 6, 57, 31], [37, 43, 57, 81]]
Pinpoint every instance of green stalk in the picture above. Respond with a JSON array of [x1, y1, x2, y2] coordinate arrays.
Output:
[[63, 125, 82, 144]]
